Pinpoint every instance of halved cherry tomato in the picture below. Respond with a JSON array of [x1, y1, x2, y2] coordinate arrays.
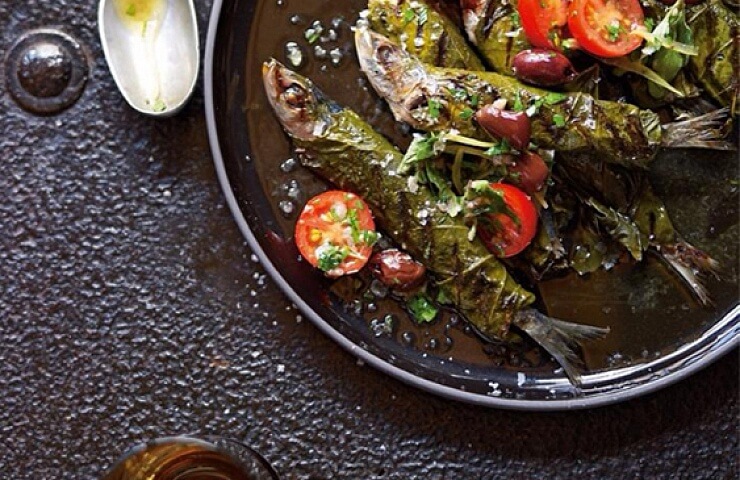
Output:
[[567, 0, 644, 58], [295, 190, 377, 277], [478, 183, 538, 258], [518, 0, 570, 49]]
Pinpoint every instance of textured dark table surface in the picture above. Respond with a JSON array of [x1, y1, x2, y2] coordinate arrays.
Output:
[[1, 1, 737, 479]]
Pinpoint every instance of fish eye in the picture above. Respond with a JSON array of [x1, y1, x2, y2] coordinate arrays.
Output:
[[283, 84, 307, 108], [376, 45, 395, 65]]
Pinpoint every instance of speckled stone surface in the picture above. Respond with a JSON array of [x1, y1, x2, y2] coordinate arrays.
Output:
[[0, 1, 737, 479]]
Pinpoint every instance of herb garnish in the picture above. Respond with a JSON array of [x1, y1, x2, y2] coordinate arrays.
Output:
[[639, 0, 696, 98], [446, 87, 469, 102], [543, 92, 568, 105], [638, 0, 697, 57], [510, 11, 521, 29], [402, 7, 416, 24], [462, 181, 518, 241], [427, 99, 441, 119], [346, 208, 361, 243], [360, 230, 379, 246], [304, 23, 323, 44], [407, 293, 438, 323], [400, 131, 515, 175], [606, 22, 623, 42], [512, 92, 525, 112], [317, 245, 349, 272], [459, 108, 474, 120], [484, 139, 512, 156], [152, 98, 167, 112], [524, 92, 568, 117], [345, 207, 378, 247], [402, 4, 429, 27]]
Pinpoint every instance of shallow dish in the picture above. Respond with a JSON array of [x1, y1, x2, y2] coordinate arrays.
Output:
[[205, 0, 739, 409]]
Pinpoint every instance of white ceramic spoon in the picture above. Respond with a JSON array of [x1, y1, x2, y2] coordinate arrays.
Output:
[[99, 0, 199, 116]]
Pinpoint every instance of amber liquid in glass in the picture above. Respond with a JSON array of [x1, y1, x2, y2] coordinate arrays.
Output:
[[103, 438, 278, 480]]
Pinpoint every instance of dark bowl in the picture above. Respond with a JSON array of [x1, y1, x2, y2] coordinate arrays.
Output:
[[205, 0, 739, 409]]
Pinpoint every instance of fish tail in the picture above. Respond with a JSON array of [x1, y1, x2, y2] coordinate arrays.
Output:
[[513, 309, 609, 385], [654, 241, 721, 306], [661, 108, 735, 151]]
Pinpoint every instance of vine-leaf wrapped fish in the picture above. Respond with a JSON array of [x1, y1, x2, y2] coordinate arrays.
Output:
[[355, 29, 733, 169], [262, 59, 608, 383]]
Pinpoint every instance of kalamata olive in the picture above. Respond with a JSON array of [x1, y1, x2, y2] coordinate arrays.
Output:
[[512, 49, 577, 87], [474, 106, 531, 151], [370, 249, 426, 291], [507, 151, 549, 194]]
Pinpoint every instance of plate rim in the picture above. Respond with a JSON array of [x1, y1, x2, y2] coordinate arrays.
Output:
[[204, 0, 739, 411]]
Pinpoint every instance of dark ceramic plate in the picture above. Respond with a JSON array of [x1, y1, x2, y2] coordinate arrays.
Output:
[[205, 0, 739, 409]]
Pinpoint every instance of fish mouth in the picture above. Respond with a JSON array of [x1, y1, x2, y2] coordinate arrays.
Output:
[[262, 59, 320, 141]]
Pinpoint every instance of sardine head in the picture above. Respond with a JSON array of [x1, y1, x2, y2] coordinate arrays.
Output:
[[262, 59, 323, 141], [354, 29, 425, 111]]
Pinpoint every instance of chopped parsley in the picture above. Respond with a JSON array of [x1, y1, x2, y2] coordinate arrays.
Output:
[[461, 181, 519, 241], [552, 113, 566, 127], [317, 245, 349, 272], [126, 3, 137, 16], [523, 92, 568, 117], [510, 11, 521, 29], [344, 206, 378, 247], [543, 92, 568, 105], [327, 206, 343, 222], [402, 4, 429, 26], [402, 7, 416, 23], [304, 24, 323, 44], [465, 181, 514, 219], [401, 131, 515, 176], [399, 133, 444, 174], [152, 98, 167, 112], [427, 99, 441, 119], [459, 108, 474, 120], [512, 92, 525, 112], [606, 22, 623, 42], [447, 87, 469, 102], [346, 208, 361, 243], [484, 139, 512, 156], [407, 293, 438, 323], [639, 0, 698, 57], [360, 230, 379, 246]]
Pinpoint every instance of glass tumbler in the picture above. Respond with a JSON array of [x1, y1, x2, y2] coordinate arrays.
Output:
[[102, 436, 280, 480]]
